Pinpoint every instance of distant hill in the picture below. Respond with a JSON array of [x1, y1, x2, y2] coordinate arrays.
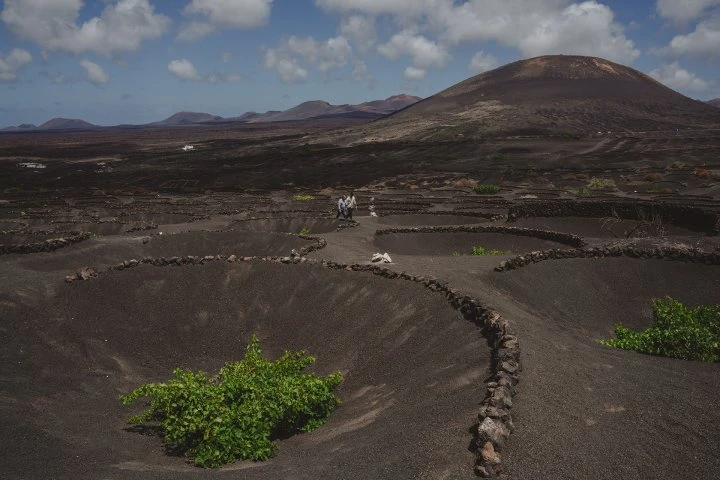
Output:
[[1, 95, 422, 130], [231, 95, 422, 123], [150, 111, 223, 126], [0, 123, 37, 131], [330, 55, 720, 144], [707, 98, 720, 108], [38, 118, 97, 130]]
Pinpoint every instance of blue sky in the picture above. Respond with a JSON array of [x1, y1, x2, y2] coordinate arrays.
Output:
[[1, 0, 719, 127]]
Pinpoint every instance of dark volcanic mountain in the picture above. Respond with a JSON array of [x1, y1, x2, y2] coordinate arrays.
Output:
[[37, 118, 97, 130], [151, 111, 223, 126], [707, 98, 720, 108], [232, 95, 421, 123], [334, 55, 720, 144]]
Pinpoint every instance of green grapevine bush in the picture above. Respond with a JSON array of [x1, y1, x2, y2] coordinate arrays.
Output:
[[473, 184, 501, 195], [470, 246, 511, 256], [121, 335, 343, 467], [601, 297, 720, 362]]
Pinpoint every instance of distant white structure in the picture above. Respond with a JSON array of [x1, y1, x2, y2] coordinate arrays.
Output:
[[182, 145, 194, 151]]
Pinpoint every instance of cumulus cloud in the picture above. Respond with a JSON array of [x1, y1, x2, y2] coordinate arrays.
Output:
[[168, 58, 243, 83], [649, 62, 710, 92], [221, 52, 233, 62], [80, 59, 110, 86], [665, 15, 720, 59], [1, 0, 171, 57], [0, 48, 32, 82], [262, 50, 308, 84], [317, 0, 639, 65], [378, 30, 451, 68], [262, 35, 354, 83], [176, 21, 215, 42], [351, 59, 375, 87], [340, 15, 376, 52], [178, 0, 272, 40], [469, 51, 499, 73], [656, 0, 720, 23], [403, 66, 426, 80]]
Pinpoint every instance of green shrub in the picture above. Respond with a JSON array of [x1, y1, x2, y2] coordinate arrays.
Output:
[[473, 184, 501, 195], [292, 194, 315, 201], [470, 246, 510, 256], [601, 297, 720, 362], [586, 177, 616, 190], [121, 335, 343, 467], [299, 227, 311, 236]]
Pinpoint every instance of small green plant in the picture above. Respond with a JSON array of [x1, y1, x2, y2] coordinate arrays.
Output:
[[470, 246, 511, 256], [121, 335, 343, 467], [586, 177, 616, 190], [292, 194, 315, 201], [452, 251, 461, 257], [299, 227, 311, 236], [473, 184, 501, 195], [601, 297, 720, 362]]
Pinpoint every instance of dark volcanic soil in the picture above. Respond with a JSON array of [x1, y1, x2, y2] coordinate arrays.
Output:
[[1, 261, 484, 480]]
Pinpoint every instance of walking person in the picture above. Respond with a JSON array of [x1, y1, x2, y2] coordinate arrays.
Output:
[[345, 192, 357, 220], [336, 196, 347, 219]]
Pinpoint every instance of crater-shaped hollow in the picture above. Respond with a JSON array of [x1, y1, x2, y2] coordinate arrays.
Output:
[[374, 231, 571, 256], [508, 216, 697, 238], [488, 257, 720, 480], [232, 217, 342, 234], [376, 214, 491, 226], [142, 231, 314, 257], [0, 261, 486, 479]]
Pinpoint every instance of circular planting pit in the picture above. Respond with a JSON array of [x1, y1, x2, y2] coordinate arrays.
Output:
[[489, 257, 720, 480], [51, 222, 128, 236], [142, 231, 314, 257], [508, 216, 697, 238], [1, 261, 486, 479], [376, 214, 491, 226], [232, 217, 342, 234], [0, 233, 61, 244], [122, 213, 195, 225], [375, 231, 571, 256]]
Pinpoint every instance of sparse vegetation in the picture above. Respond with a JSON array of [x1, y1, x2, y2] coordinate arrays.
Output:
[[470, 246, 510, 256], [299, 227, 311, 236], [601, 298, 720, 362], [473, 183, 501, 195], [487, 152, 505, 162], [121, 335, 343, 468], [586, 177, 617, 190], [292, 194, 315, 201]]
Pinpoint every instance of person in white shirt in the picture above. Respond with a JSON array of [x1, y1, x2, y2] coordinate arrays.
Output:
[[336, 196, 347, 219], [345, 192, 357, 220]]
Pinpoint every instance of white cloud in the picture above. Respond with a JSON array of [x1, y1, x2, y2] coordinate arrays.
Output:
[[0, 48, 32, 82], [317, 1, 639, 65], [351, 59, 375, 86], [378, 30, 451, 68], [262, 35, 354, 83], [649, 62, 710, 92], [168, 58, 243, 83], [469, 51, 499, 73], [656, 0, 720, 23], [176, 21, 215, 42], [183, 0, 272, 30], [403, 66, 426, 80], [80, 59, 110, 86], [262, 50, 308, 84], [665, 15, 720, 59], [1, 0, 171, 57], [340, 15, 376, 52], [168, 59, 202, 81], [221, 52, 233, 63]]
